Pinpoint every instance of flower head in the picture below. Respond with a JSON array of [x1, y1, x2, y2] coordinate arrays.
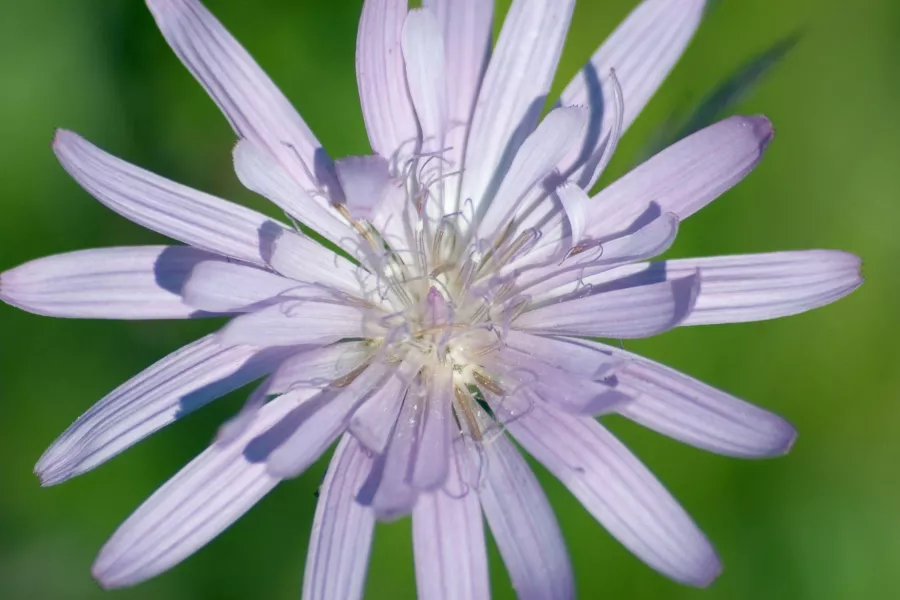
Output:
[[1, 0, 862, 597]]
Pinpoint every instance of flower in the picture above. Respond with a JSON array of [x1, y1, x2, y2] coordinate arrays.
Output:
[[0, 0, 862, 597]]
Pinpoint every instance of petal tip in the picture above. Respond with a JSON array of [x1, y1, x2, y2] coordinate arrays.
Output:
[[694, 555, 724, 588], [745, 115, 775, 148]]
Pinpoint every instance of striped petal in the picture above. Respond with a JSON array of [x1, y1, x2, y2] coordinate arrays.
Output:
[[507, 405, 721, 587], [585, 116, 773, 238], [356, 0, 418, 158], [1, 246, 217, 319], [412, 442, 489, 600], [461, 0, 575, 219], [36, 335, 287, 485], [146, 0, 334, 195], [516, 273, 700, 339], [54, 131, 288, 265], [302, 435, 375, 600], [92, 393, 300, 588], [477, 434, 574, 599], [557, 0, 706, 188]]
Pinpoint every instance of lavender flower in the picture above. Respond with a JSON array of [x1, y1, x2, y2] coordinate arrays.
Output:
[[0, 0, 862, 597]]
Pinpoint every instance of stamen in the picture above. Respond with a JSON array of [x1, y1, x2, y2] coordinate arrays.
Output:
[[454, 385, 484, 442], [472, 370, 506, 396]]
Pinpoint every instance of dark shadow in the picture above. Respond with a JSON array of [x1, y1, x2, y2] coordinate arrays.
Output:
[[154, 246, 228, 318], [258, 220, 285, 266], [475, 96, 547, 220], [572, 63, 606, 189], [243, 391, 334, 463], [173, 346, 294, 420], [641, 31, 801, 160]]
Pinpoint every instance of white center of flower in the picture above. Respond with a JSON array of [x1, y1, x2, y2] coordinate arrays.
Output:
[[342, 154, 543, 441]]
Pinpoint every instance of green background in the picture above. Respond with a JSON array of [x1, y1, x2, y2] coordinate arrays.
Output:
[[0, 0, 893, 598]]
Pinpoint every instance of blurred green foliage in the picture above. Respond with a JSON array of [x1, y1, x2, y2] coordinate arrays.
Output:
[[0, 1, 894, 599]]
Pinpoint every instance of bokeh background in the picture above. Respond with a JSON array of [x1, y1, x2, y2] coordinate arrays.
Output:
[[0, 0, 894, 598]]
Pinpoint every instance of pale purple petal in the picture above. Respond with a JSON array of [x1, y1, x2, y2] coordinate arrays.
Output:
[[461, 0, 575, 219], [503, 330, 623, 378], [265, 229, 367, 296], [670, 250, 863, 325], [503, 208, 679, 292], [92, 393, 300, 588], [356, 0, 417, 158], [558, 0, 706, 188], [555, 183, 590, 249], [593, 340, 797, 457], [0, 246, 218, 319], [54, 131, 287, 265], [219, 300, 365, 347], [265, 364, 392, 479], [145, 0, 333, 194], [422, 0, 492, 150], [409, 366, 453, 491], [333, 155, 392, 221], [268, 342, 372, 395], [477, 434, 574, 599], [422, 0, 493, 210], [362, 391, 420, 519], [182, 261, 299, 313], [349, 368, 410, 453], [585, 116, 773, 238], [506, 404, 721, 587], [302, 435, 375, 600], [477, 106, 587, 237], [516, 273, 700, 339], [402, 9, 449, 147], [412, 448, 489, 600], [232, 140, 356, 249], [486, 347, 628, 416], [36, 335, 286, 486]]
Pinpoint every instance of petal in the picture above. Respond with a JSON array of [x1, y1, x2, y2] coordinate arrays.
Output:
[[422, 0, 493, 209], [219, 299, 365, 348], [477, 434, 574, 600], [412, 452, 489, 600], [503, 330, 623, 379], [182, 261, 299, 313], [477, 106, 587, 237], [349, 365, 412, 454], [591, 340, 797, 457], [585, 116, 774, 237], [422, 0, 492, 148], [486, 347, 628, 416], [302, 435, 375, 600], [232, 140, 356, 249], [264, 363, 392, 479], [402, 8, 449, 146], [409, 366, 453, 491], [92, 393, 300, 588], [557, 0, 706, 188], [506, 404, 721, 587], [268, 342, 372, 395], [515, 273, 700, 339], [265, 228, 366, 296], [145, 0, 333, 194], [333, 155, 392, 221], [356, 0, 418, 158], [0, 246, 217, 319], [555, 183, 590, 248], [36, 335, 286, 486], [461, 0, 575, 219], [54, 131, 288, 265], [670, 250, 863, 325], [362, 390, 420, 519], [504, 208, 679, 293]]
